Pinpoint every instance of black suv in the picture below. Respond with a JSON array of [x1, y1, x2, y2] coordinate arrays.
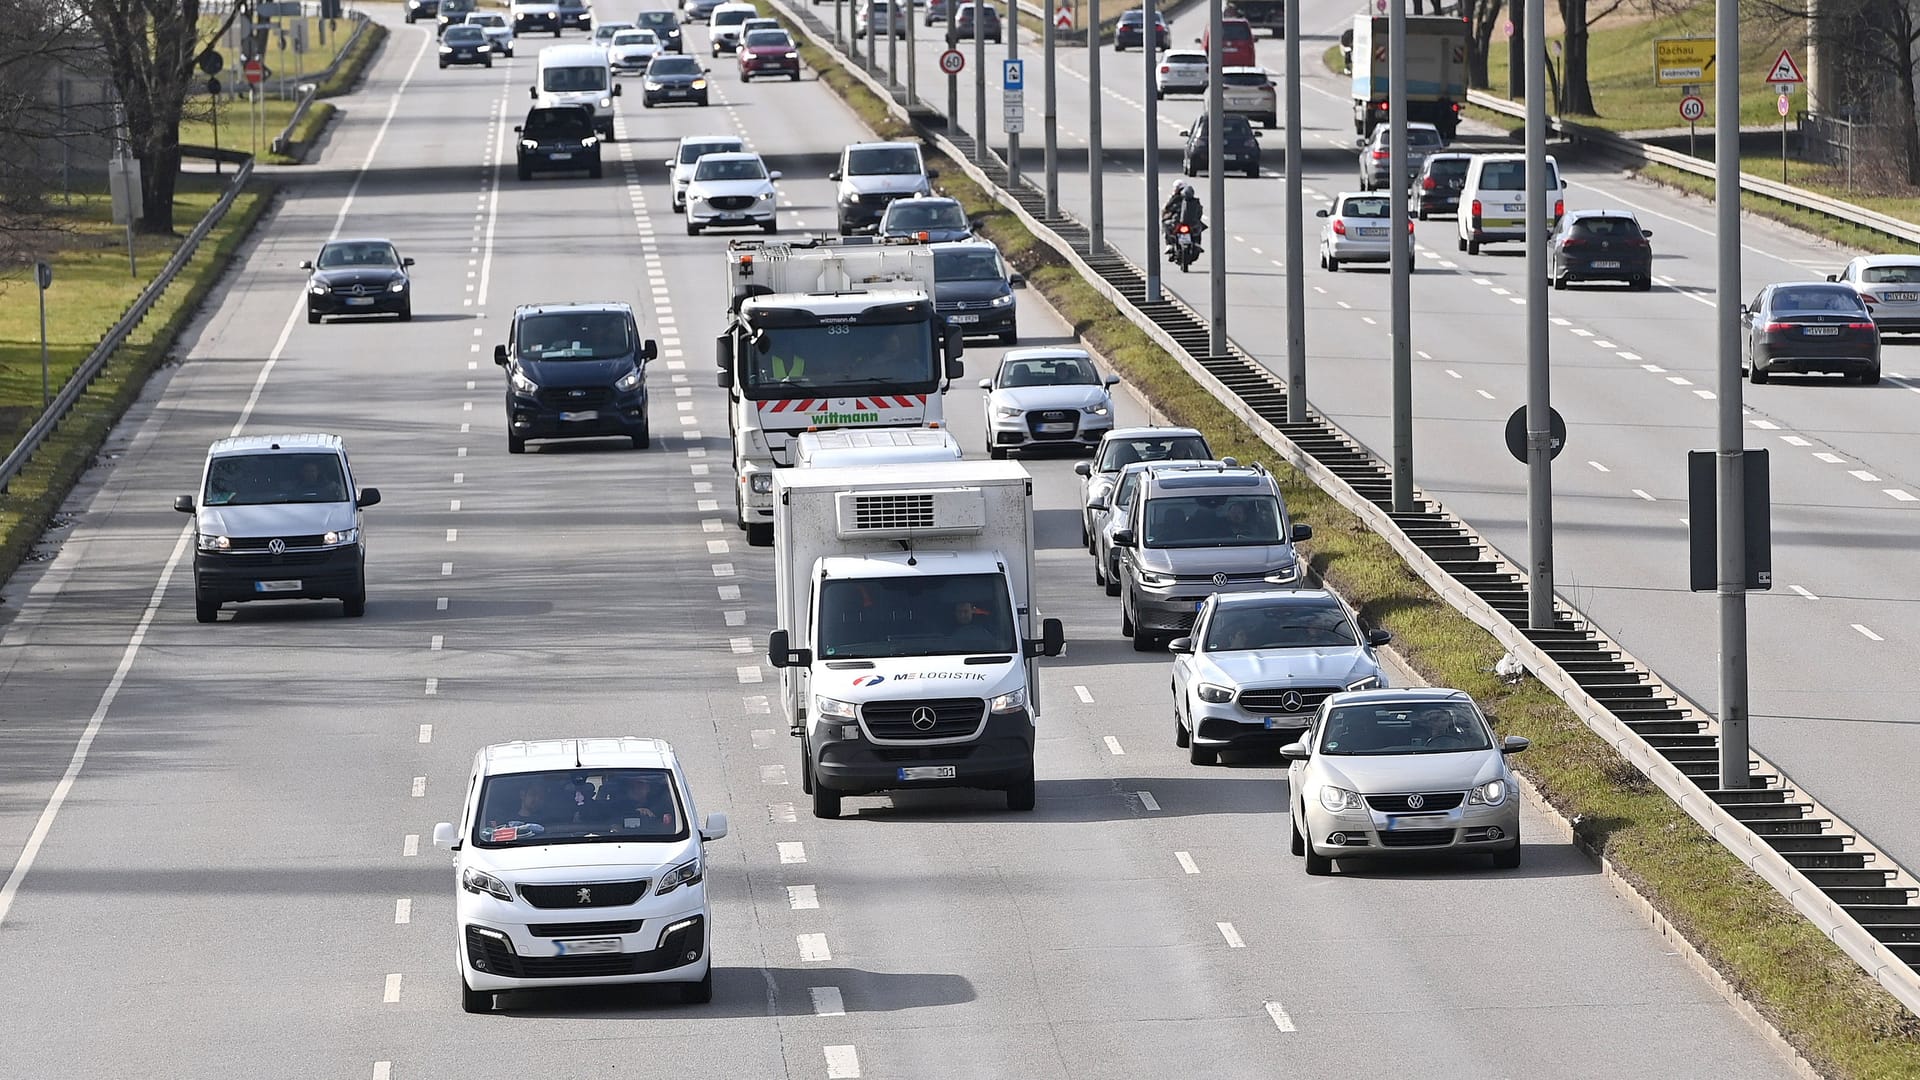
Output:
[[436, 0, 477, 35], [516, 106, 603, 180], [496, 302, 658, 453], [557, 0, 592, 29], [1114, 8, 1169, 50], [1180, 113, 1262, 178], [1415, 152, 1471, 219], [636, 8, 685, 51]]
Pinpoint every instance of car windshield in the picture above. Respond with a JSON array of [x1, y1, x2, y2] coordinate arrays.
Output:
[[1861, 264, 1920, 284], [1318, 702, 1494, 756], [316, 241, 398, 268], [1166, 51, 1205, 64], [543, 65, 607, 91], [1428, 157, 1468, 177], [817, 572, 1017, 658], [847, 146, 922, 175], [1222, 21, 1250, 39], [745, 319, 934, 392], [1220, 115, 1253, 136], [1222, 71, 1269, 86], [1205, 600, 1356, 650], [637, 11, 678, 28], [525, 108, 594, 136], [681, 140, 741, 164], [444, 26, 485, 41], [442, 0, 475, 12], [1407, 127, 1444, 148], [515, 311, 634, 360], [1097, 434, 1210, 470], [595, 23, 633, 38], [651, 56, 701, 75], [613, 30, 655, 45], [745, 29, 790, 45], [695, 157, 767, 181], [1143, 493, 1283, 547], [203, 452, 349, 507], [1479, 161, 1547, 191], [1340, 197, 1390, 219], [934, 247, 1003, 281], [472, 768, 689, 847], [889, 201, 968, 231], [467, 13, 504, 26], [715, 9, 750, 24], [1773, 287, 1866, 313], [999, 355, 1097, 386]]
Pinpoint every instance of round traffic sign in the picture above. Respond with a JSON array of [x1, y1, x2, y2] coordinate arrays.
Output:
[[1503, 18, 1514, 37], [1679, 94, 1705, 122], [939, 48, 965, 75], [1777, 92, 1791, 117], [243, 57, 266, 85], [198, 48, 223, 75], [1504, 406, 1566, 465]]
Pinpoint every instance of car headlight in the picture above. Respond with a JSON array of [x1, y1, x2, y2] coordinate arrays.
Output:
[[309, 284, 329, 295], [520, 138, 539, 149], [993, 404, 1023, 419], [197, 533, 231, 551], [644, 79, 662, 88], [1196, 683, 1235, 704], [1345, 675, 1382, 692], [461, 866, 513, 902], [323, 527, 360, 546], [1263, 563, 1299, 585], [757, 190, 774, 201], [598, 96, 612, 107], [691, 78, 707, 88], [1134, 568, 1170, 587], [477, 44, 491, 51], [510, 369, 539, 394], [1082, 402, 1109, 416], [748, 472, 775, 494], [989, 687, 1027, 713], [990, 292, 1015, 307], [388, 281, 407, 292], [1319, 785, 1362, 813], [843, 191, 861, 203], [654, 856, 704, 895], [1467, 779, 1508, 806], [439, 44, 453, 52], [615, 367, 644, 391], [581, 134, 598, 147], [814, 695, 857, 719]]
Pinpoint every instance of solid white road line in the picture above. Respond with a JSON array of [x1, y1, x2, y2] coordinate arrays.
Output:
[[824, 1046, 862, 1078], [788, 885, 820, 909], [810, 986, 847, 1017], [1265, 1000, 1297, 1032], [1217, 922, 1245, 948], [797, 933, 832, 961], [1853, 624, 1884, 642], [1175, 851, 1199, 874]]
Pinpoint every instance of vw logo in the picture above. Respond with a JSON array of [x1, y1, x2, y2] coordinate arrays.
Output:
[[1211, 572, 1228, 587], [1406, 793, 1426, 810], [267, 538, 286, 555], [1279, 690, 1303, 712], [910, 706, 939, 731], [575, 887, 593, 904]]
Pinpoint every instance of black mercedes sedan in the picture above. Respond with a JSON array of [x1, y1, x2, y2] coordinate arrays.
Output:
[[302, 239, 414, 324], [1741, 282, 1881, 385]]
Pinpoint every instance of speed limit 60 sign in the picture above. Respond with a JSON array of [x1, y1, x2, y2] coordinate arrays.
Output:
[[938, 49, 965, 76], [1678, 94, 1705, 122]]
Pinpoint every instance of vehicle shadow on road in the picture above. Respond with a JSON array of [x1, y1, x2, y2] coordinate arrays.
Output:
[[492, 965, 975, 1018], [1313, 841, 1598, 882], [835, 773, 1291, 822]]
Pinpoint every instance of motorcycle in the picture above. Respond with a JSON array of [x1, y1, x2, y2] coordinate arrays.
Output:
[[1171, 223, 1199, 272]]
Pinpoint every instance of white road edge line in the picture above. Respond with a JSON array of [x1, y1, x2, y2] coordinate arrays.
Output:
[[1789, 585, 1819, 600]]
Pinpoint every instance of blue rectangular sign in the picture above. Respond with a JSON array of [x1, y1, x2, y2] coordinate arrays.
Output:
[[1003, 59, 1024, 91]]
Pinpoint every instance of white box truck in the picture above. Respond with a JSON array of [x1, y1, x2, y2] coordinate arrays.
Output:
[[765, 461, 1064, 818]]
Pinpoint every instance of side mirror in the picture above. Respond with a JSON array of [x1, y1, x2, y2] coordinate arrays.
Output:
[[1736, 303, 1749, 316], [1278, 741, 1309, 761], [1028, 617, 1065, 657], [767, 629, 811, 668], [944, 328, 964, 362], [768, 170, 783, 180], [1642, 229, 1654, 238], [612, 83, 623, 95], [1193, 35, 1201, 42], [1112, 528, 1136, 548], [700, 812, 729, 841], [664, 157, 676, 167], [1009, 272, 1026, 287], [1560, 178, 1569, 189], [1291, 523, 1313, 542], [1825, 273, 1838, 282], [1073, 461, 1091, 477], [1314, 208, 1329, 218], [1501, 735, 1531, 755], [944, 356, 964, 380], [493, 343, 509, 365], [1167, 636, 1193, 654], [1354, 137, 1367, 148], [828, 168, 843, 180], [703, 66, 711, 73], [516, 126, 527, 134], [1087, 498, 1109, 511], [298, 259, 314, 269], [402, 257, 416, 267], [926, 168, 940, 179], [1102, 373, 1120, 386], [641, 338, 659, 361], [1366, 628, 1392, 647], [1253, 131, 1263, 138], [529, 86, 538, 99], [173, 495, 195, 513], [431, 821, 459, 849], [1178, 128, 1191, 137], [977, 378, 992, 390], [717, 369, 734, 388], [356, 487, 382, 508]]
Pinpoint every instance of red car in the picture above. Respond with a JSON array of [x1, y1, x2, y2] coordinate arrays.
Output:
[[737, 28, 801, 81], [1201, 17, 1256, 66]]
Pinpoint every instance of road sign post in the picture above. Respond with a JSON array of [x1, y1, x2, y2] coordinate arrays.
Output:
[[1679, 93, 1705, 157], [35, 262, 52, 409], [1654, 36, 1715, 86], [1005, 48, 1021, 187], [1765, 49, 1803, 184], [1043, 5, 1058, 216]]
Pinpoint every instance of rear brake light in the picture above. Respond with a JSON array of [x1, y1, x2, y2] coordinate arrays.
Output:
[[1160, 65, 1170, 73], [1848, 321, 1877, 330], [1554, 199, 1564, 218], [1331, 219, 1347, 235], [1470, 199, 1482, 218], [1176, 223, 1192, 234], [1561, 238, 1584, 249], [1371, 150, 1388, 160], [1421, 176, 1436, 189], [1859, 292, 1880, 303], [1763, 322, 1793, 333], [1408, 220, 1416, 234], [1451, 102, 1462, 112]]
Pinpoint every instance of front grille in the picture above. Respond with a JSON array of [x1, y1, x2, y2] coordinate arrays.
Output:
[[465, 918, 704, 979], [1175, 570, 1272, 586], [536, 386, 615, 409], [1238, 686, 1341, 714], [1026, 410, 1080, 441], [527, 920, 645, 937], [1377, 828, 1457, 848], [227, 534, 328, 551], [1365, 792, 1466, 813], [862, 697, 985, 739], [708, 195, 756, 211], [210, 548, 341, 568], [849, 492, 934, 530], [517, 880, 650, 908]]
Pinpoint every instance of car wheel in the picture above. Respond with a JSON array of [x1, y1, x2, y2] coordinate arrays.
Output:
[[342, 582, 367, 618], [508, 434, 526, 454], [738, 520, 770, 547], [1181, 159, 1194, 177], [988, 444, 1007, 460], [999, 329, 1017, 345], [1104, 561, 1120, 597], [1155, 89, 1163, 100], [1416, 207, 1428, 221], [1174, 707, 1189, 748], [1326, 254, 1339, 273], [517, 163, 532, 180], [1456, 233, 1466, 252], [687, 221, 702, 235], [631, 426, 650, 449], [1244, 166, 1258, 178], [307, 308, 321, 324], [484, 57, 493, 67], [1466, 238, 1481, 255], [800, 736, 814, 794], [1552, 271, 1566, 291], [1290, 816, 1305, 856], [461, 979, 493, 1014], [1265, 114, 1276, 129], [1863, 364, 1882, 385], [790, 71, 800, 81], [1130, 618, 1157, 652], [1634, 275, 1652, 291], [1005, 770, 1036, 812], [643, 97, 656, 107], [1120, 595, 1135, 637], [1303, 823, 1333, 875], [811, 779, 841, 819], [762, 220, 778, 234], [1188, 741, 1216, 765], [438, 60, 447, 68], [589, 161, 604, 179], [679, 966, 715, 1004], [1092, 556, 1105, 587], [553, 27, 561, 36], [698, 94, 709, 105], [195, 597, 219, 624], [1749, 361, 1769, 384], [397, 302, 413, 322]]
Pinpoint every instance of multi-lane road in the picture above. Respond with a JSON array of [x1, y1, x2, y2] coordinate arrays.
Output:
[[0, 7, 1812, 1077], [852, 0, 1920, 871]]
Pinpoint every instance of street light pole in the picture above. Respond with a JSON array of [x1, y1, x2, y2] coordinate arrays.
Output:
[[1282, 0, 1304, 421], [1087, 0, 1104, 250], [1044, 1, 1058, 214], [1206, 0, 1225, 355], [906, 0, 917, 104], [1524, 0, 1554, 629], [974, 8, 986, 161], [1007, 3, 1020, 185], [1715, 0, 1750, 789], [1143, 0, 1160, 302], [1388, 0, 1412, 513]]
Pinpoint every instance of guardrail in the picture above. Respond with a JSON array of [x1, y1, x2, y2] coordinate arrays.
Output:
[[0, 158, 256, 496], [770, 0, 1920, 1016], [271, 82, 321, 154], [1466, 89, 1920, 248]]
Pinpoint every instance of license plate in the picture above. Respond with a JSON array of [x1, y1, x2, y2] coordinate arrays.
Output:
[[1038, 422, 1074, 433], [1591, 260, 1620, 269], [1384, 814, 1450, 830], [559, 409, 599, 421], [1501, 203, 1523, 213], [255, 580, 302, 593], [949, 314, 979, 323], [1887, 292, 1918, 301], [897, 765, 957, 781], [345, 297, 375, 306], [1193, 600, 1207, 611], [1804, 327, 1839, 336], [719, 213, 745, 221], [1357, 227, 1386, 237], [554, 937, 622, 956], [550, 151, 572, 160], [667, 88, 688, 96]]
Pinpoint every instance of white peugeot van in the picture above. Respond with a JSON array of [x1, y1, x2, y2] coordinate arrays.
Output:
[[433, 738, 729, 1012], [533, 43, 621, 138], [1456, 152, 1565, 255]]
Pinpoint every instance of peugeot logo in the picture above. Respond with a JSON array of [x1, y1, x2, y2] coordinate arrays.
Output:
[[1212, 572, 1228, 587], [1279, 690, 1303, 712], [575, 887, 593, 904], [267, 538, 286, 555], [910, 706, 939, 731], [1406, 793, 1426, 810]]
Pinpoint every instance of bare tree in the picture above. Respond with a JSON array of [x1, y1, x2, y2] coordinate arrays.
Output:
[[1458, 0, 1506, 89], [1553, 0, 1628, 115], [1749, 0, 1920, 184], [83, 0, 242, 235], [0, 0, 97, 263]]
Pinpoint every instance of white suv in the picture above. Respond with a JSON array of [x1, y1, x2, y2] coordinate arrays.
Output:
[[433, 738, 730, 1012]]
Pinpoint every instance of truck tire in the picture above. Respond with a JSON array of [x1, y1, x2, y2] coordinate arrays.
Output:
[[1005, 770, 1036, 811], [747, 522, 773, 547], [811, 783, 841, 819]]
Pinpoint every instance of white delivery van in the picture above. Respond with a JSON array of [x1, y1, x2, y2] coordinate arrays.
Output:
[[533, 43, 621, 138], [1456, 153, 1564, 255], [795, 428, 964, 469]]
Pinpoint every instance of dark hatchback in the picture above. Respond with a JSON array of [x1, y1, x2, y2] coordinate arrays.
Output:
[[497, 302, 659, 452], [1549, 209, 1653, 290], [932, 240, 1023, 344], [302, 239, 414, 323], [436, 0, 478, 34], [516, 106, 602, 179], [438, 24, 494, 66], [1741, 283, 1882, 385], [879, 196, 973, 243], [951, 2, 1001, 42], [642, 54, 710, 106], [556, 0, 592, 28], [636, 9, 685, 51], [1414, 152, 1469, 219], [1115, 8, 1170, 50], [1180, 112, 1261, 177]]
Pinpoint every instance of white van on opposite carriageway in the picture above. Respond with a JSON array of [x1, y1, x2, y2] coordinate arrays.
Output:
[[532, 43, 620, 138], [794, 428, 964, 469]]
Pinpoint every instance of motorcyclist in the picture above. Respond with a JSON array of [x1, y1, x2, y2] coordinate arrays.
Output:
[[1161, 181, 1205, 260]]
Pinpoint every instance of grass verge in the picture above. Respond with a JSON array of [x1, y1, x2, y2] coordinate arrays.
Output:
[[780, 5, 1920, 1074], [178, 20, 388, 165], [0, 176, 274, 590]]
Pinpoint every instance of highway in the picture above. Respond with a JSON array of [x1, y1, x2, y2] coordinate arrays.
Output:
[[858, 0, 1920, 870], [0, 7, 1807, 1078]]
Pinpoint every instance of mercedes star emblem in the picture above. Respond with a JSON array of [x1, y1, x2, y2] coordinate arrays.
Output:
[[1212, 572, 1228, 587], [267, 538, 286, 555], [1279, 690, 1303, 712], [1406, 793, 1426, 810], [576, 887, 593, 904], [910, 706, 938, 731]]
